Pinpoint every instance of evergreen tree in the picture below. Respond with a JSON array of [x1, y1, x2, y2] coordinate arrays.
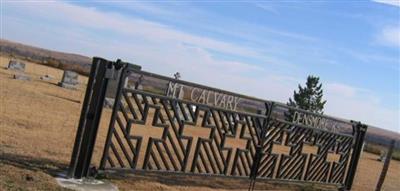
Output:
[[287, 75, 326, 114]]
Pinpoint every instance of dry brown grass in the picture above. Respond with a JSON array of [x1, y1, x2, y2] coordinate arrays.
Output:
[[0, 56, 399, 191]]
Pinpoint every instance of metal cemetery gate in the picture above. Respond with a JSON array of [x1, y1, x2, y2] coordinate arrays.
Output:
[[68, 58, 367, 191]]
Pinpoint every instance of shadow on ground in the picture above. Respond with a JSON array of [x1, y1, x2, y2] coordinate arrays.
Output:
[[43, 92, 81, 103], [0, 152, 68, 176], [102, 170, 337, 191]]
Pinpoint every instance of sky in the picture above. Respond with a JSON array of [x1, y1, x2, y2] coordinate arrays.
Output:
[[1, 0, 399, 132]]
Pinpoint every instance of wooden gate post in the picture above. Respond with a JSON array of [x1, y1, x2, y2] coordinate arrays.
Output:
[[375, 140, 396, 191]]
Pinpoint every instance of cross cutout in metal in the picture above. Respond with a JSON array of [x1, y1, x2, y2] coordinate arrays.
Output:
[[326, 152, 341, 163], [302, 144, 319, 155], [223, 124, 249, 153], [271, 134, 291, 155], [129, 106, 166, 167], [131, 108, 166, 137], [181, 110, 212, 171]]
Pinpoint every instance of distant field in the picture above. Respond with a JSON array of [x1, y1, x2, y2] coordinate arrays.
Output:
[[364, 143, 400, 161], [0, 56, 399, 191]]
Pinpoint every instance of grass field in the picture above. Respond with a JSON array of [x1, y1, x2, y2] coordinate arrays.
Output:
[[364, 143, 400, 161], [0, 56, 399, 191]]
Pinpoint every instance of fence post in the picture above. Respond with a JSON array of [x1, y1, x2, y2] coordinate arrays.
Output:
[[67, 58, 124, 179], [67, 58, 100, 178], [342, 121, 368, 191], [375, 140, 396, 191], [248, 102, 274, 191]]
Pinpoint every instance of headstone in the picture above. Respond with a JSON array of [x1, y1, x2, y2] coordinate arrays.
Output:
[[13, 74, 31, 81], [58, 70, 79, 89], [7, 60, 26, 71], [136, 84, 143, 90], [378, 151, 387, 162], [104, 98, 115, 108]]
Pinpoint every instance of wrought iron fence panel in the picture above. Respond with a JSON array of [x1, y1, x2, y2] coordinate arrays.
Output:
[[100, 88, 266, 178], [255, 103, 355, 186]]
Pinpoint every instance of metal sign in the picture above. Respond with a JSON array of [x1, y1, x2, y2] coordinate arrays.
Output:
[[166, 82, 242, 111]]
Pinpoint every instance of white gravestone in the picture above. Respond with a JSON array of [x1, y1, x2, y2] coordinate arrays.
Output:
[[378, 150, 387, 162], [7, 60, 26, 72], [58, 70, 79, 89]]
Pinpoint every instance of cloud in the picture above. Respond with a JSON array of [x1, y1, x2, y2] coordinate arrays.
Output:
[[111, 1, 176, 16], [373, 0, 400, 8], [376, 26, 400, 47], [326, 83, 358, 97], [4, 1, 260, 59], [254, 3, 280, 14], [325, 82, 399, 132]]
